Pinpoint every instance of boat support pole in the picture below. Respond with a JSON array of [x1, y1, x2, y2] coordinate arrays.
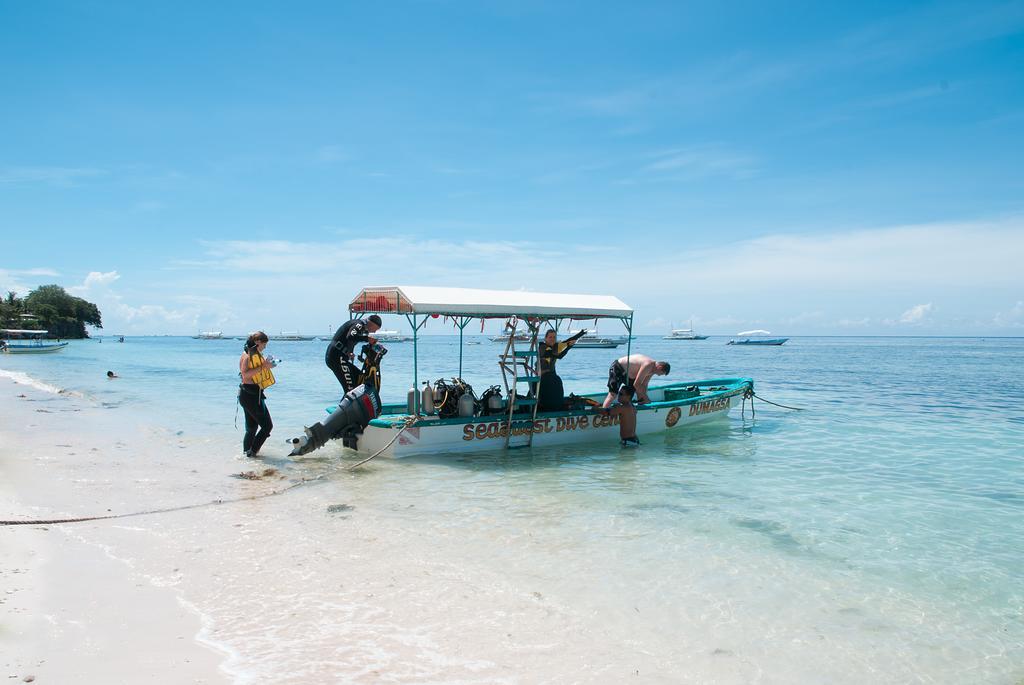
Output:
[[624, 314, 633, 392], [457, 316, 470, 378], [407, 313, 419, 413]]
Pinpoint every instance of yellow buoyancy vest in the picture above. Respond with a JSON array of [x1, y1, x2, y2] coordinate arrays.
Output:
[[248, 352, 276, 390]]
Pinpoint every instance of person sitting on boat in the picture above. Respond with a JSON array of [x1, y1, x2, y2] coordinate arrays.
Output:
[[537, 328, 587, 412], [325, 315, 381, 393], [602, 354, 670, 408], [238, 331, 275, 458]]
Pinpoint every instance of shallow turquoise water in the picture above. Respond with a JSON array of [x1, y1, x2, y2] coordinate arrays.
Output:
[[4, 335, 1023, 680]]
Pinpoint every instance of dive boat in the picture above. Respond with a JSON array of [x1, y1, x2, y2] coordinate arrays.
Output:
[[192, 331, 223, 340], [727, 330, 788, 346], [664, 321, 708, 340], [290, 286, 754, 459], [0, 329, 69, 354]]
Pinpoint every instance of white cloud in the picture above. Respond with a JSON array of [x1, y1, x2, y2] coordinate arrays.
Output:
[[67, 271, 121, 295], [644, 145, 758, 179], [993, 301, 1024, 328], [83, 271, 121, 288], [639, 216, 1024, 293], [162, 216, 1021, 334], [50, 215, 1024, 335], [0, 167, 105, 185], [899, 303, 934, 324], [0, 267, 61, 296]]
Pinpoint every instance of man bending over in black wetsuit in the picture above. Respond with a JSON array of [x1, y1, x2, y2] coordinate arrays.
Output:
[[325, 314, 382, 393]]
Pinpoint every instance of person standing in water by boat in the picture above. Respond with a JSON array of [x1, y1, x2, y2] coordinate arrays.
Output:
[[602, 385, 640, 446], [537, 328, 587, 411], [238, 331, 275, 458], [325, 315, 381, 393], [602, 354, 670, 408]]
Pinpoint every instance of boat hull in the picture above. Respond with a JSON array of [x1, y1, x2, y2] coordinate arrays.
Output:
[[2, 342, 68, 354], [728, 338, 788, 346], [354, 379, 752, 458], [571, 340, 622, 348]]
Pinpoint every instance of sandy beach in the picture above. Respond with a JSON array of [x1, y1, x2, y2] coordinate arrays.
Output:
[[0, 377, 228, 684]]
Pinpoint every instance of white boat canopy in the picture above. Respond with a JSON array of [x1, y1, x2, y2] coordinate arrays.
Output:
[[349, 286, 632, 320], [0, 329, 48, 336], [736, 329, 772, 336]]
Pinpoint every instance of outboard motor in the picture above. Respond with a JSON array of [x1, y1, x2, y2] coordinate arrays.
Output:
[[288, 383, 382, 456]]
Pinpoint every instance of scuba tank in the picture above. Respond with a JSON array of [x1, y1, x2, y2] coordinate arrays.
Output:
[[421, 380, 435, 415], [458, 391, 476, 417], [407, 384, 417, 414], [432, 382, 445, 406], [486, 386, 503, 413]]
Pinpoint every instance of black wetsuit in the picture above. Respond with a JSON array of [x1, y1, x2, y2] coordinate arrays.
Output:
[[538, 331, 586, 412], [238, 383, 273, 456], [325, 318, 373, 393]]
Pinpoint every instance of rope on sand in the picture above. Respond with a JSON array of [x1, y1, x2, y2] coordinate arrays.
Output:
[[2, 417, 418, 527], [0, 474, 327, 527]]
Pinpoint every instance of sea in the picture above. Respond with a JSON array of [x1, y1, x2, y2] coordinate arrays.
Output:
[[2, 334, 1023, 683]]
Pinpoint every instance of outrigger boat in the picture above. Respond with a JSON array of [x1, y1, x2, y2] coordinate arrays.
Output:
[[0, 329, 69, 354], [290, 286, 754, 459], [727, 330, 788, 346]]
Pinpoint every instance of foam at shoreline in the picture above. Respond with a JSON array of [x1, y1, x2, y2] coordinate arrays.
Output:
[[0, 367, 70, 396]]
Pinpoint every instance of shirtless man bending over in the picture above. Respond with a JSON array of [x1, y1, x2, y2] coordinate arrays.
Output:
[[602, 353, 670, 408]]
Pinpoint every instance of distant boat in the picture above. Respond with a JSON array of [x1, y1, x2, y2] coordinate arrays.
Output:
[[566, 328, 625, 349], [1, 329, 68, 354], [374, 329, 412, 342], [273, 331, 317, 341], [192, 331, 223, 340], [490, 331, 532, 343], [727, 330, 788, 346], [664, 321, 708, 340]]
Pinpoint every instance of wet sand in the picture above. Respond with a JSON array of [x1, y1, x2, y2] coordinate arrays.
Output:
[[0, 377, 228, 683]]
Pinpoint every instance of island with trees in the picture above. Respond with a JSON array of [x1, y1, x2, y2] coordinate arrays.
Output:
[[0, 285, 103, 339]]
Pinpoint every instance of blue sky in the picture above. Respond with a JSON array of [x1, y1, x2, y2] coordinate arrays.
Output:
[[2, 1, 1022, 335]]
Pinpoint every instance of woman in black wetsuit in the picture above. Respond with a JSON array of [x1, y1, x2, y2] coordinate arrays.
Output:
[[238, 331, 275, 458], [537, 328, 586, 412]]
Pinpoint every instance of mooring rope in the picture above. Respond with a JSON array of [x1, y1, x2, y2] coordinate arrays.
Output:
[[752, 392, 804, 411], [347, 415, 417, 470], [741, 388, 805, 419], [0, 474, 328, 527], [1, 415, 420, 527]]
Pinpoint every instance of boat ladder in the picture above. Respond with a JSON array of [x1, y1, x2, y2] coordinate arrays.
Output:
[[498, 318, 541, 449]]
